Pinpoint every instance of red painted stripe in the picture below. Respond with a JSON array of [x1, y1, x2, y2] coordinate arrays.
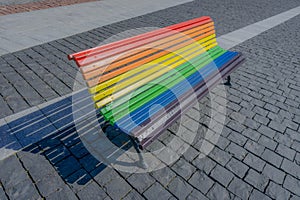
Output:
[[69, 16, 212, 66]]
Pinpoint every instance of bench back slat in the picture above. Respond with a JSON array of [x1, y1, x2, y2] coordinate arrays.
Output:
[[101, 46, 226, 123], [89, 32, 217, 95], [69, 16, 211, 66], [93, 40, 218, 108], [82, 22, 215, 81]]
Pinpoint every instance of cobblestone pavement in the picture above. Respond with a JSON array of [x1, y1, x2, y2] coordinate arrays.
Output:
[[0, 0, 300, 199]]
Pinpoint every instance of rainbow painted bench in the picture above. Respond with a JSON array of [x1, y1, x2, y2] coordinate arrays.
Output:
[[68, 16, 244, 149]]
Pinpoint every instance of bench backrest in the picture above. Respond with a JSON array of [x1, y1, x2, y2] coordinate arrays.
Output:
[[69, 16, 219, 125]]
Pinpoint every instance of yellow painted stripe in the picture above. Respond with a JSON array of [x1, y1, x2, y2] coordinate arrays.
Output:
[[95, 42, 217, 108], [91, 38, 216, 102], [89, 34, 216, 95]]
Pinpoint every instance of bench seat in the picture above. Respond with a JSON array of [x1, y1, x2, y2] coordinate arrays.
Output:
[[68, 16, 244, 149]]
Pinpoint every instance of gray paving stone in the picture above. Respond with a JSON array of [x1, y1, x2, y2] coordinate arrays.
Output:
[[79, 154, 102, 173], [143, 182, 173, 200], [77, 181, 107, 200], [290, 195, 300, 200], [244, 140, 265, 157], [104, 176, 132, 200], [188, 171, 214, 194], [183, 147, 199, 162], [243, 118, 260, 130], [65, 169, 92, 193], [207, 183, 233, 200], [227, 131, 248, 146], [243, 153, 266, 172], [286, 128, 300, 142], [18, 152, 58, 182], [186, 189, 208, 200], [266, 182, 291, 200], [252, 106, 268, 117], [281, 159, 300, 179], [295, 153, 300, 165], [6, 179, 40, 200], [241, 129, 261, 141], [171, 158, 196, 180], [258, 135, 278, 150], [0, 155, 28, 188], [228, 177, 252, 199], [122, 189, 144, 200], [44, 144, 71, 165], [226, 158, 249, 178], [257, 125, 276, 138], [262, 149, 283, 167], [282, 118, 299, 131], [209, 147, 232, 166], [0, 185, 8, 200], [36, 174, 67, 197], [167, 177, 193, 199], [92, 167, 121, 187], [245, 169, 269, 192], [276, 144, 296, 161], [46, 187, 78, 200], [210, 164, 234, 187], [249, 189, 271, 200], [226, 142, 248, 160], [226, 121, 246, 133], [283, 175, 300, 196], [127, 173, 155, 193], [150, 167, 176, 187], [54, 156, 81, 179], [292, 141, 300, 152], [264, 103, 280, 113], [268, 120, 286, 133], [262, 164, 286, 184], [192, 156, 217, 175], [274, 133, 293, 148], [254, 114, 270, 126]]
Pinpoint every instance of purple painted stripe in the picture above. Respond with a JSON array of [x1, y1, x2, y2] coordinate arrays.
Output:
[[136, 54, 245, 149]]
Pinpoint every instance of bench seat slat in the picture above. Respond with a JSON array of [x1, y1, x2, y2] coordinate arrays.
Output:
[[115, 51, 238, 134], [138, 54, 244, 147], [101, 47, 225, 123]]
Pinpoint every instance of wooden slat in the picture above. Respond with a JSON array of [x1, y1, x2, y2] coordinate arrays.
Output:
[[81, 22, 215, 80], [102, 47, 225, 123], [94, 42, 217, 108], [69, 16, 211, 65], [89, 33, 217, 95], [86, 29, 216, 88]]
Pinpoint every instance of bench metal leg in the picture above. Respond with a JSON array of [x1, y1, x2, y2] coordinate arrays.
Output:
[[129, 137, 148, 169], [224, 75, 231, 86]]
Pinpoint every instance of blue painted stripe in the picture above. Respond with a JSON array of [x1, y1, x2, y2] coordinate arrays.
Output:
[[116, 51, 238, 134]]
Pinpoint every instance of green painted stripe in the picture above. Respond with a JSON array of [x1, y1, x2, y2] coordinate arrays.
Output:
[[101, 46, 222, 115], [102, 46, 226, 123], [102, 46, 225, 123]]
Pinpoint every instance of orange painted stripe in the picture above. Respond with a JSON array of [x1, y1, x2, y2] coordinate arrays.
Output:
[[82, 22, 214, 80], [73, 18, 212, 66], [85, 29, 216, 87], [69, 16, 211, 63]]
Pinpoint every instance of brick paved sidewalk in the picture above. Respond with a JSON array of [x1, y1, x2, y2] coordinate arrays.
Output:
[[0, 0, 300, 199], [0, 0, 98, 16]]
